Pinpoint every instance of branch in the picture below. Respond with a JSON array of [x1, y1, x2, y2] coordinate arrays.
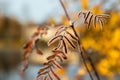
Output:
[[71, 24, 100, 80], [82, 47, 100, 80], [59, 0, 70, 21]]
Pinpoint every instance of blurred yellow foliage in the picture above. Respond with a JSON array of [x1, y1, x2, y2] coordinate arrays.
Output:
[[79, 1, 120, 78], [61, 16, 69, 26], [97, 49, 120, 76], [81, 0, 88, 10], [57, 68, 65, 75], [97, 59, 112, 76], [57, 68, 69, 80], [82, 37, 96, 48], [110, 11, 120, 26], [78, 68, 86, 75], [47, 18, 56, 25], [92, 4, 104, 14], [111, 29, 120, 48]]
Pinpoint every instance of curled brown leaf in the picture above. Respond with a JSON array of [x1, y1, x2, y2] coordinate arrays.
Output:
[[64, 35, 76, 49], [62, 39, 68, 54], [50, 67, 60, 80], [48, 35, 62, 46], [66, 31, 78, 41]]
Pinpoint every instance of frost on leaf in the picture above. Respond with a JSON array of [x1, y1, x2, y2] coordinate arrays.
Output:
[[78, 11, 110, 29]]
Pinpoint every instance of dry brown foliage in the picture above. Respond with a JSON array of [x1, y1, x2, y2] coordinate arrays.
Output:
[[21, 26, 48, 72], [21, 0, 109, 80]]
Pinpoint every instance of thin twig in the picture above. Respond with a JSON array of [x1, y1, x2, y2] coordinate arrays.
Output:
[[82, 47, 100, 80], [72, 23, 100, 80], [59, 0, 70, 21], [71, 24, 94, 80]]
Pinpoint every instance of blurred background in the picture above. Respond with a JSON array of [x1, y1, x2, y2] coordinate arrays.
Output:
[[0, 0, 120, 80]]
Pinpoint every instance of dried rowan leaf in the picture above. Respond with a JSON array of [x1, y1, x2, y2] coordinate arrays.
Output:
[[53, 40, 63, 50], [56, 26, 64, 32], [23, 39, 33, 49], [22, 61, 28, 72], [36, 48, 43, 55], [66, 31, 78, 41], [32, 32, 39, 38], [22, 49, 31, 62], [93, 15, 97, 28], [87, 14, 93, 29], [62, 39, 68, 53], [34, 38, 40, 44], [56, 55, 64, 62], [51, 60, 62, 69], [23, 40, 35, 62], [55, 26, 67, 36], [98, 18, 104, 30], [64, 35, 76, 49], [97, 14, 110, 18], [44, 76, 48, 80], [37, 71, 49, 78], [38, 26, 49, 35], [37, 27, 43, 30], [50, 67, 60, 80], [38, 66, 49, 74], [52, 50, 67, 59], [78, 11, 82, 17], [48, 35, 62, 46], [58, 40, 63, 49], [55, 28, 65, 36], [23, 49, 29, 57], [43, 60, 53, 66], [78, 11, 86, 18], [47, 55, 56, 60], [48, 73, 53, 80], [84, 11, 91, 24], [62, 55, 67, 60], [52, 50, 62, 53], [22, 25, 49, 79], [23, 43, 29, 49], [77, 11, 109, 30], [37, 26, 45, 31], [39, 71, 48, 75]]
